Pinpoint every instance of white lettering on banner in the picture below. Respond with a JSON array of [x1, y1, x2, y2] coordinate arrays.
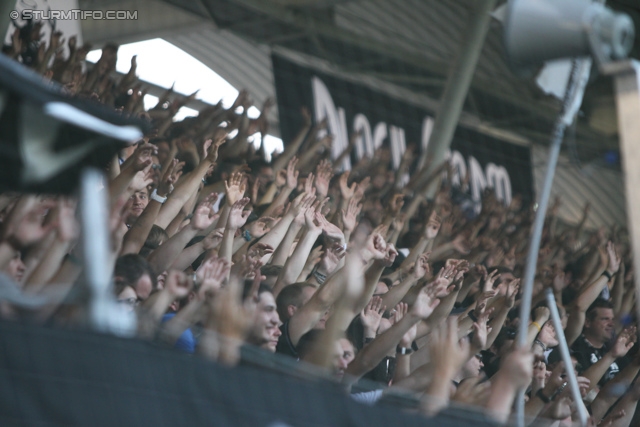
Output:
[[486, 163, 512, 206], [311, 75, 513, 206], [418, 117, 435, 170], [448, 151, 514, 211], [353, 114, 373, 159], [389, 126, 406, 170]]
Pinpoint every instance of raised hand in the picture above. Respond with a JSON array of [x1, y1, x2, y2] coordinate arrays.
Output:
[[124, 142, 157, 172], [227, 198, 252, 230], [224, 172, 247, 206], [481, 269, 500, 293], [429, 317, 470, 378], [316, 213, 345, 242], [288, 191, 316, 217], [191, 193, 220, 230], [499, 347, 534, 390], [610, 327, 636, 358], [314, 159, 333, 198], [411, 285, 441, 320], [319, 241, 345, 275], [164, 270, 193, 300], [341, 198, 362, 233], [381, 243, 399, 268], [129, 164, 154, 192], [424, 210, 442, 240], [412, 252, 431, 279], [471, 308, 493, 350], [196, 255, 230, 298], [606, 241, 621, 274], [304, 172, 315, 194], [304, 205, 322, 234], [360, 296, 385, 338], [202, 228, 225, 250], [1, 196, 57, 249], [388, 194, 404, 215], [246, 216, 275, 239], [353, 176, 370, 203], [247, 243, 274, 262], [157, 159, 184, 197], [286, 156, 299, 189], [362, 227, 388, 262], [339, 171, 356, 200]]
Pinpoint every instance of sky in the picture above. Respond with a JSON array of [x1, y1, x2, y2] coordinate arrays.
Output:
[[86, 38, 283, 157]]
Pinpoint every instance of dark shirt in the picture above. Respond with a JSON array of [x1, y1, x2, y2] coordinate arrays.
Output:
[[276, 319, 299, 359], [570, 335, 620, 386]]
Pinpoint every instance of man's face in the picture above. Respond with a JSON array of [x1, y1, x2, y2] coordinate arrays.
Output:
[[460, 353, 484, 379], [332, 340, 350, 379], [258, 167, 274, 185], [586, 308, 615, 342], [4, 251, 25, 283], [248, 292, 282, 352], [128, 189, 149, 222], [339, 338, 355, 366]]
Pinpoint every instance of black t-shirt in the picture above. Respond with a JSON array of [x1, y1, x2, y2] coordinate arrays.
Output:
[[276, 319, 299, 359], [570, 335, 621, 386]]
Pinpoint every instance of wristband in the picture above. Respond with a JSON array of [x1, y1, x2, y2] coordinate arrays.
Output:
[[242, 230, 252, 242], [150, 188, 167, 204], [534, 339, 548, 352], [312, 266, 327, 285], [411, 340, 419, 352], [396, 346, 413, 355], [536, 388, 552, 404], [468, 311, 478, 322], [531, 321, 542, 332], [602, 270, 613, 280]]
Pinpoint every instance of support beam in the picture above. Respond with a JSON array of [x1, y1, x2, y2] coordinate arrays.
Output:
[[412, 0, 499, 188], [608, 60, 640, 327]]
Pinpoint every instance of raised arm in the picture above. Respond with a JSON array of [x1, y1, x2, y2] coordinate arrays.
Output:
[[345, 285, 440, 385], [272, 207, 322, 297], [155, 133, 225, 229], [121, 160, 183, 255], [147, 194, 219, 272], [565, 241, 620, 345]]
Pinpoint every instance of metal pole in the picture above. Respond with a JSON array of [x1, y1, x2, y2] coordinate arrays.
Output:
[[514, 58, 592, 427], [545, 289, 589, 426], [413, 0, 499, 192]]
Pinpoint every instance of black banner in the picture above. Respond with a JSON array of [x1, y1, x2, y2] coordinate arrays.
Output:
[[272, 54, 534, 207]]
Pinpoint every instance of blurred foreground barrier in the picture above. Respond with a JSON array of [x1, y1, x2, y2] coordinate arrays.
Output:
[[0, 320, 500, 427]]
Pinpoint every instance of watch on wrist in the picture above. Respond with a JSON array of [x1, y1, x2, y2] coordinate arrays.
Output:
[[150, 188, 167, 204]]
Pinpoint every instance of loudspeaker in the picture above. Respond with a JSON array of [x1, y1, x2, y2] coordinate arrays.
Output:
[[504, 0, 635, 72]]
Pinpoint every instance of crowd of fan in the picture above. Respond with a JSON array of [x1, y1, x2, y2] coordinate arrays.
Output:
[[2, 21, 640, 427]]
